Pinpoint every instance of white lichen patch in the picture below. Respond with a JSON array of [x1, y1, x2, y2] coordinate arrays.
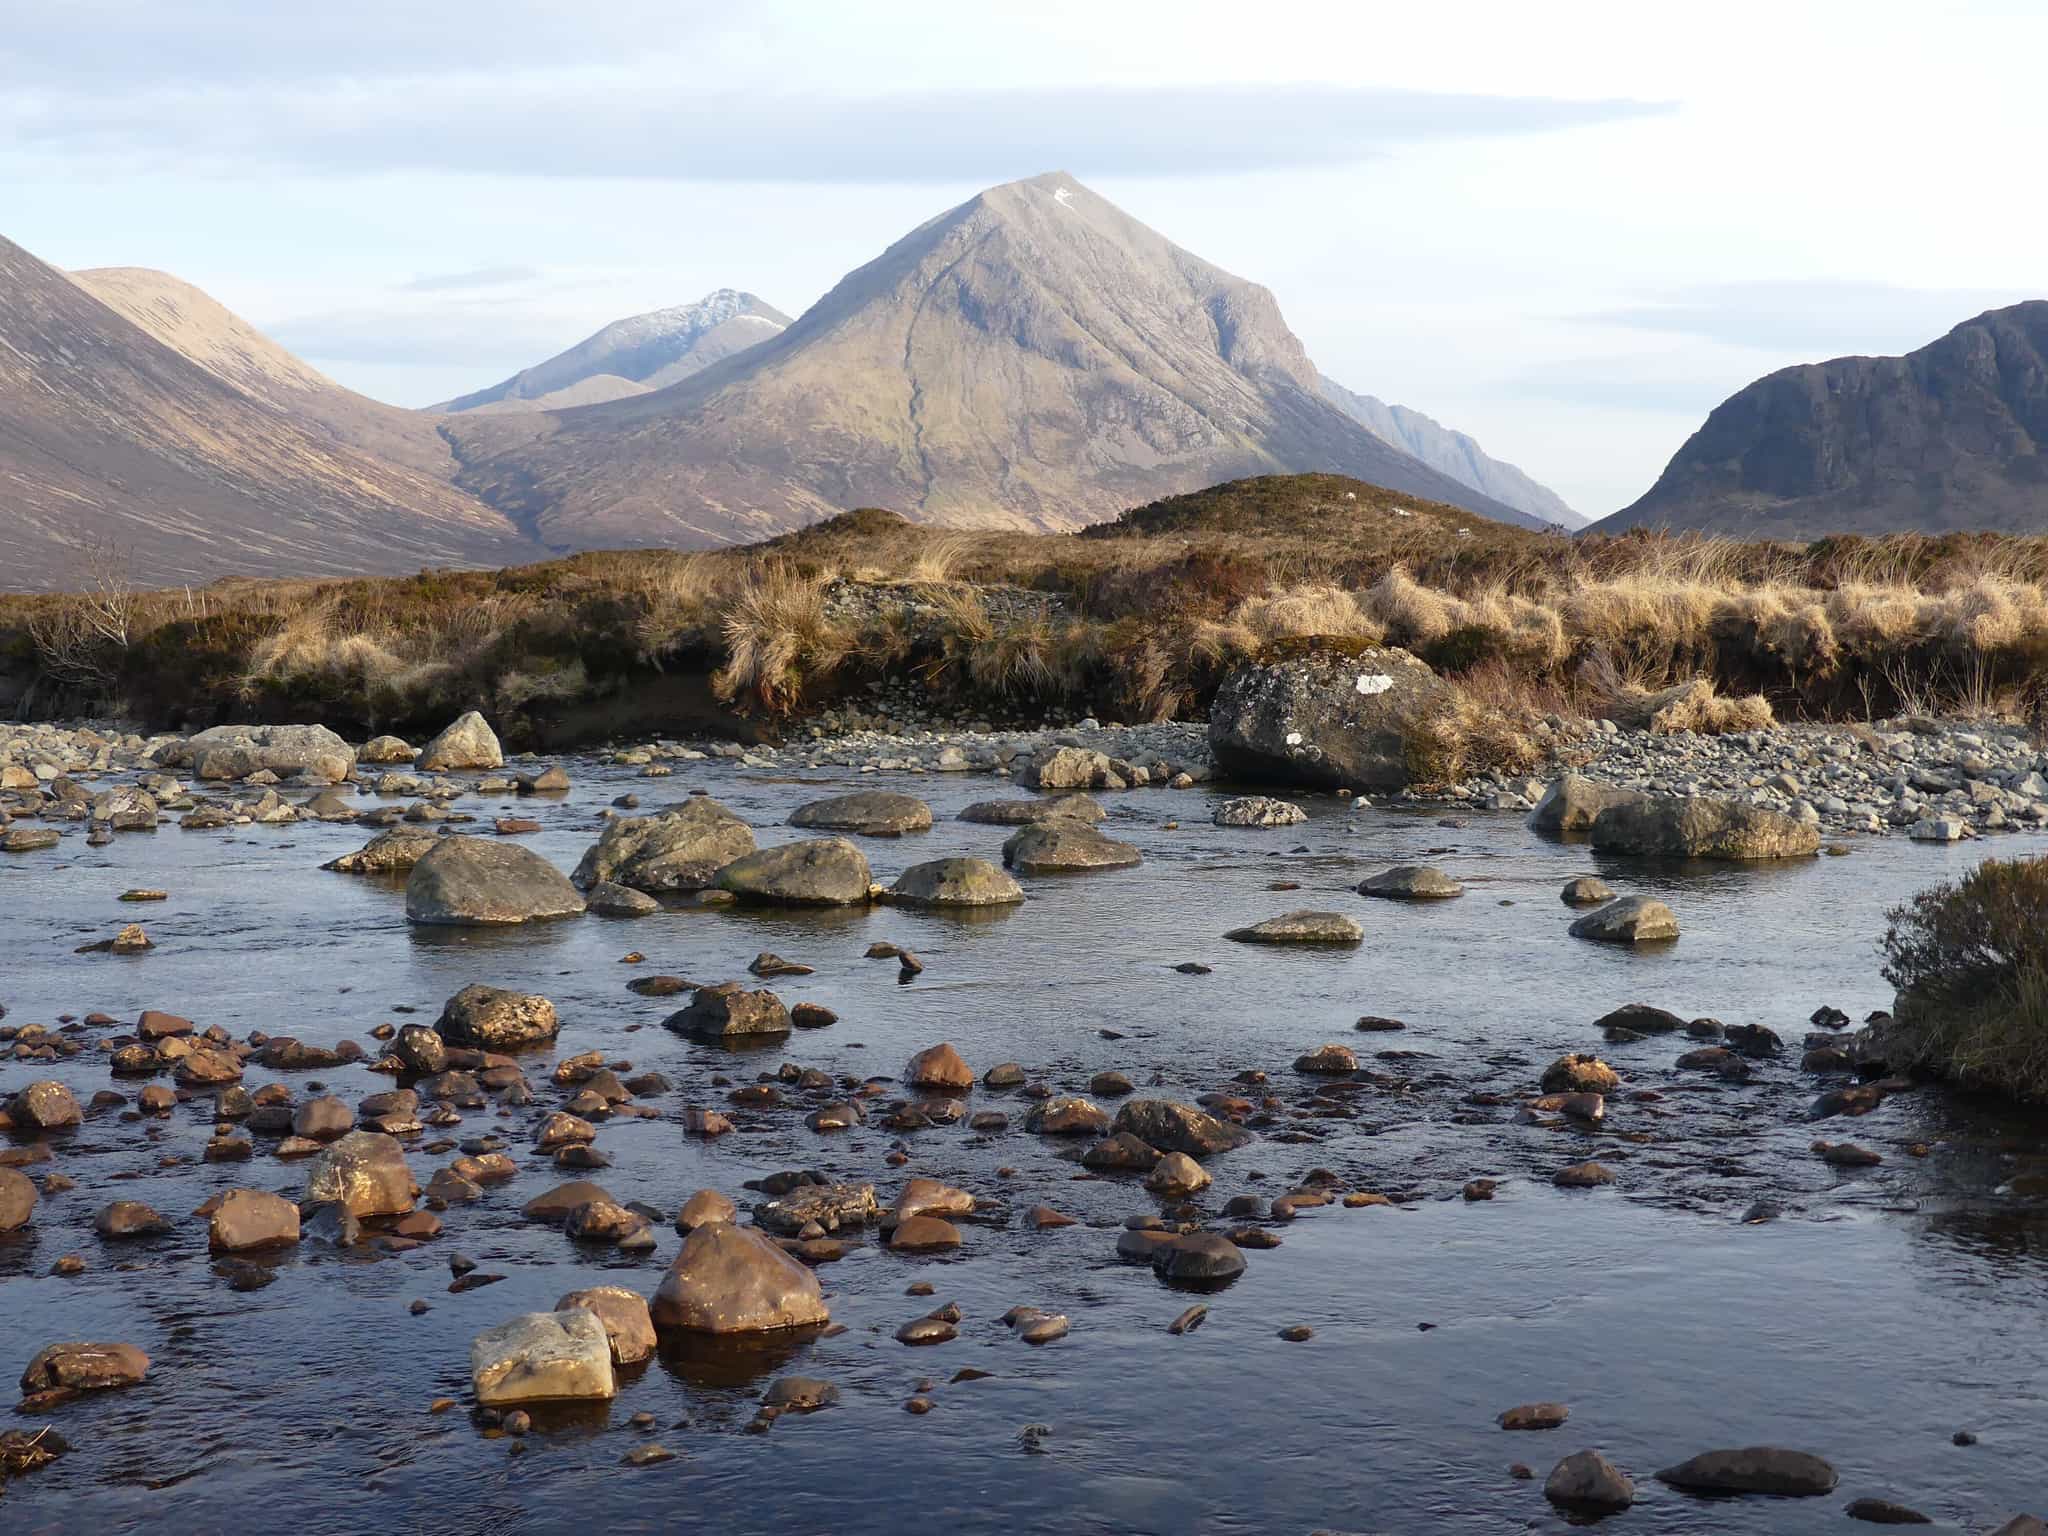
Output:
[[1356, 673, 1393, 696]]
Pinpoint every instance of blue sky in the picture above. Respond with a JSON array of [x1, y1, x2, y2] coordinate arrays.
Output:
[[3, 0, 2040, 516]]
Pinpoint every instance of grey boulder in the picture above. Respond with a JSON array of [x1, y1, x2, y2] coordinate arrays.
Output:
[[1208, 642, 1453, 791], [405, 837, 585, 925]]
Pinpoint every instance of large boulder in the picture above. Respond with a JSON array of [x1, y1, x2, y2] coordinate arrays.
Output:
[[663, 985, 791, 1041], [436, 984, 560, 1049], [19, 1342, 150, 1397], [887, 857, 1023, 907], [1114, 1099, 1252, 1156], [1529, 773, 1638, 834], [1001, 822, 1142, 874], [1208, 642, 1453, 791], [416, 711, 503, 772], [0, 1167, 37, 1232], [323, 826, 439, 875], [556, 1286, 657, 1366], [1654, 1448, 1838, 1497], [714, 839, 872, 905], [650, 1221, 830, 1334], [305, 1130, 416, 1218], [405, 837, 586, 925], [208, 1189, 302, 1251], [571, 800, 755, 892], [1224, 910, 1363, 945], [175, 724, 355, 783], [11, 1080, 83, 1131], [1587, 792, 1821, 860], [1569, 896, 1680, 944], [471, 1310, 615, 1406], [790, 791, 932, 836]]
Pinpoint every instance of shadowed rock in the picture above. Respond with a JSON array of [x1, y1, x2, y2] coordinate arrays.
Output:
[[1002, 821, 1142, 873], [404, 837, 585, 925], [1209, 643, 1454, 791]]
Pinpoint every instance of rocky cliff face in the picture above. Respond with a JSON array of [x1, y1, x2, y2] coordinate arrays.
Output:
[[443, 173, 1541, 548], [1603, 301, 2048, 536], [1318, 376, 1580, 527], [0, 236, 540, 590]]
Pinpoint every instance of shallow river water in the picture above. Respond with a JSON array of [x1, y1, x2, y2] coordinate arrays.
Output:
[[4, 750, 2046, 1533]]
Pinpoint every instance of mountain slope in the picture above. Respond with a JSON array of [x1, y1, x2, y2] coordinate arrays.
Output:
[[1318, 376, 1581, 527], [435, 290, 791, 414], [0, 235, 541, 591], [1602, 301, 2048, 537], [443, 173, 1541, 547], [71, 265, 464, 481]]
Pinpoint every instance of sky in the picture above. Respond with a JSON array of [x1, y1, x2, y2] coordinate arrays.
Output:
[[2, 0, 2042, 519]]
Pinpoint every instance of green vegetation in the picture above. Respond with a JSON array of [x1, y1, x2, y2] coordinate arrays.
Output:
[[1881, 856, 2048, 1102]]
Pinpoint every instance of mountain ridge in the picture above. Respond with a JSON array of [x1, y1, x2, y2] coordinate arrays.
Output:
[[0, 236, 541, 591], [434, 289, 791, 414], [441, 172, 1545, 547], [1601, 300, 2048, 536], [1317, 375, 1580, 527]]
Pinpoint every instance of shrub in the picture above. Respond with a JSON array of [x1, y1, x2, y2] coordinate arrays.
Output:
[[1879, 856, 2048, 1102]]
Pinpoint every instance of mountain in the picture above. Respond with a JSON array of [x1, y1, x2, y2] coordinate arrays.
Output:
[[71, 265, 462, 480], [434, 290, 791, 414], [0, 235, 540, 591], [1602, 301, 2048, 537], [442, 172, 1543, 547], [1318, 376, 1581, 527]]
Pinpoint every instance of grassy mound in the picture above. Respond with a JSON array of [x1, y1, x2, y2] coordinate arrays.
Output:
[[1881, 855, 2048, 1102]]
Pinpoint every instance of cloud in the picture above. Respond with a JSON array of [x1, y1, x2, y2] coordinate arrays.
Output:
[[399, 265, 543, 292], [269, 308, 572, 369], [1584, 279, 2035, 359], [2, 80, 1669, 184], [1497, 356, 1745, 416]]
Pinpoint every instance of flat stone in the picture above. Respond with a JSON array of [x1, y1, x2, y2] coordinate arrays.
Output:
[[471, 1310, 615, 1406]]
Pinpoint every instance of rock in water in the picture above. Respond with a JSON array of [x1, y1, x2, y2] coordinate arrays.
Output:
[[305, 1130, 416, 1218], [790, 791, 932, 835], [1224, 910, 1363, 945], [471, 1310, 615, 1405], [1545, 1450, 1635, 1514], [1654, 1447, 1838, 1497], [571, 800, 755, 892], [435, 983, 560, 1049], [1569, 895, 1679, 944], [555, 1287, 657, 1365], [1529, 773, 1638, 834], [887, 857, 1024, 907], [404, 837, 585, 925], [1208, 642, 1454, 790], [0, 1167, 36, 1232], [1212, 795, 1307, 828], [208, 1189, 302, 1251], [1588, 792, 1821, 860], [416, 711, 503, 772], [323, 826, 439, 875], [662, 985, 791, 1040], [358, 734, 415, 763], [650, 1221, 830, 1334], [714, 839, 872, 905], [175, 723, 355, 783], [959, 796, 1105, 826], [904, 1043, 975, 1089], [1114, 1098, 1251, 1155], [1358, 864, 1463, 899], [1001, 821, 1142, 873], [12, 1080, 83, 1130], [1560, 875, 1616, 906], [19, 1342, 150, 1397]]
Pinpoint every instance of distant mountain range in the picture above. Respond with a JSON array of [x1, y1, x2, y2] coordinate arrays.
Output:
[[1318, 376, 1582, 527], [433, 290, 791, 414], [0, 172, 1591, 589], [0, 240, 538, 590], [438, 173, 1559, 546], [1601, 301, 2048, 536]]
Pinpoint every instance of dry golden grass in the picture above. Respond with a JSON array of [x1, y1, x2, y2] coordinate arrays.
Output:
[[9, 476, 2048, 733]]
